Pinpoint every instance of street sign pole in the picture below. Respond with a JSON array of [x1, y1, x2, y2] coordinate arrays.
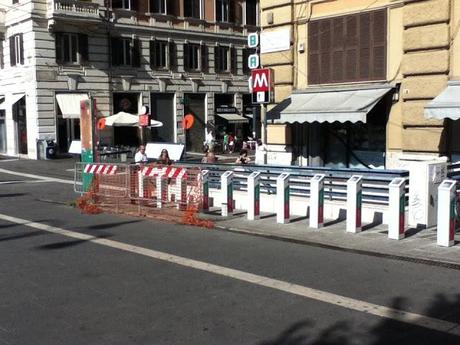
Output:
[[261, 103, 267, 164]]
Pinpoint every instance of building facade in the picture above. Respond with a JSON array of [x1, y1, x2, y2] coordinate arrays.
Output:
[[260, 0, 460, 169], [0, 0, 258, 158]]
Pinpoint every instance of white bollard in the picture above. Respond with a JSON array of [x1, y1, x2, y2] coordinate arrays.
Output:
[[201, 170, 210, 212], [310, 174, 325, 229], [346, 175, 363, 233], [176, 176, 187, 211], [221, 171, 234, 216], [437, 179, 457, 247], [156, 174, 166, 208], [388, 178, 406, 240], [276, 173, 290, 224], [247, 172, 261, 220]]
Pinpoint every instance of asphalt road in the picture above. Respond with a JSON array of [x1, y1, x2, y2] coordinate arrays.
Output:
[[1, 159, 460, 344]]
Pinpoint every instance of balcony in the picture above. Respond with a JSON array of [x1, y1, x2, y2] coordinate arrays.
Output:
[[47, 0, 101, 22]]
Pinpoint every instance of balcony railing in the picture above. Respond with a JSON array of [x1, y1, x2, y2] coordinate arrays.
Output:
[[48, 0, 100, 19]]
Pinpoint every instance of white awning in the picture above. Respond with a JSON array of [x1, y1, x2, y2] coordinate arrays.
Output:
[[0, 96, 5, 110], [56, 93, 89, 119], [425, 82, 460, 120], [216, 113, 249, 124], [0, 93, 25, 111], [271, 84, 393, 124]]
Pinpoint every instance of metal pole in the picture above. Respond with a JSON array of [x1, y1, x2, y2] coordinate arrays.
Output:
[[261, 103, 267, 164]]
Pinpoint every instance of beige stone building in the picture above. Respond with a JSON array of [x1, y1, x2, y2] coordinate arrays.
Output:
[[260, 0, 460, 169]]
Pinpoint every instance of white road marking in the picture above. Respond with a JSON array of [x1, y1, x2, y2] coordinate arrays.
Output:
[[0, 159, 19, 163], [0, 168, 74, 185], [0, 213, 460, 335], [0, 180, 54, 185]]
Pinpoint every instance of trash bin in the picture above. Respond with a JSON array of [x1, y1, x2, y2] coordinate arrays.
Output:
[[36, 139, 46, 160], [45, 139, 57, 159]]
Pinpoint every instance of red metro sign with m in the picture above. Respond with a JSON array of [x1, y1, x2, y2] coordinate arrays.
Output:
[[251, 68, 272, 104]]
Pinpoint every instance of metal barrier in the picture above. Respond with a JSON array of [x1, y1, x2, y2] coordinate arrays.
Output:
[[74, 162, 210, 226], [178, 162, 409, 206]]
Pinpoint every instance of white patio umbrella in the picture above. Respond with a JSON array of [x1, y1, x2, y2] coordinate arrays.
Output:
[[103, 111, 163, 127]]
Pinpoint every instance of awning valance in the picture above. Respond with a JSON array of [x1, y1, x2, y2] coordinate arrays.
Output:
[[216, 113, 249, 124], [425, 82, 460, 120], [271, 84, 393, 124], [56, 93, 89, 119]]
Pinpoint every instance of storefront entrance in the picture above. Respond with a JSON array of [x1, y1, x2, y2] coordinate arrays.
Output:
[[184, 93, 205, 152], [151, 93, 175, 142], [13, 96, 27, 155]]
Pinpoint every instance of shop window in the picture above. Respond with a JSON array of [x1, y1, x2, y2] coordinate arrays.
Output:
[[184, 0, 201, 19], [9, 34, 23, 66], [308, 9, 387, 85], [111, 37, 140, 67], [55, 33, 88, 65]]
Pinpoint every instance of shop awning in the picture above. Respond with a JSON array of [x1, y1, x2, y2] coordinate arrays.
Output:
[[56, 93, 89, 119], [271, 84, 393, 124], [425, 82, 460, 120], [0, 96, 5, 110], [216, 113, 249, 124]]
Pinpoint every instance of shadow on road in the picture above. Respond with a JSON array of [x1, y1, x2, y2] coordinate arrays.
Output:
[[258, 294, 460, 345], [86, 220, 142, 230], [0, 193, 28, 198], [0, 230, 46, 241], [35, 233, 113, 251]]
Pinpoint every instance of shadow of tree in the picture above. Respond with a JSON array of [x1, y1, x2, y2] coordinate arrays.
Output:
[[86, 220, 141, 230], [35, 233, 113, 251], [259, 294, 460, 345]]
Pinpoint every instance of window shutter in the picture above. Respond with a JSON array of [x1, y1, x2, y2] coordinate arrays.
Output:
[[308, 21, 320, 84], [111, 37, 120, 66], [19, 34, 24, 65], [55, 33, 62, 63], [231, 47, 237, 74], [229, 0, 235, 23], [132, 38, 141, 67], [331, 17, 344, 82], [169, 41, 176, 70], [372, 10, 387, 80], [359, 13, 371, 80], [78, 34, 89, 64], [215, 45, 221, 72], [319, 20, 331, 84], [344, 15, 358, 81], [149, 40, 155, 67], [233, 1, 242, 25], [9, 36, 16, 66], [201, 44, 208, 72], [184, 43, 189, 69]]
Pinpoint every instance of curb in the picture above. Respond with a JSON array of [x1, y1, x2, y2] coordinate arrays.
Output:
[[214, 224, 460, 271]]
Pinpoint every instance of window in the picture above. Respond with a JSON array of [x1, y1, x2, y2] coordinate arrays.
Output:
[[246, 0, 257, 26], [150, 40, 168, 69], [184, 0, 201, 19], [111, 37, 140, 67], [12, 0, 19, 4], [55, 33, 88, 65], [9, 34, 23, 66], [184, 43, 206, 71], [149, 0, 166, 14], [112, 0, 138, 11], [308, 9, 387, 85], [216, 0, 229, 22], [215, 45, 230, 73]]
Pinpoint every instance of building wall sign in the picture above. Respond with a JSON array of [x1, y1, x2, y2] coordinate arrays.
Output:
[[260, 28, 291, 54]]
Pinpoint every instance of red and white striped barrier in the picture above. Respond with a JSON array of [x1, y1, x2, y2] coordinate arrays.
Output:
[[84, 164, 118, 175], [141, 166, 187, 179]]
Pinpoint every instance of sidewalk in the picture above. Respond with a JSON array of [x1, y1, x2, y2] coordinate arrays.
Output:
[[1, 155, 459, 268], [202, 208, 460, 268]]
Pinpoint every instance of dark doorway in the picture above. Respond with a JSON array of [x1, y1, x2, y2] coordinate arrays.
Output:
[[151, 93, 175, 142], [184, 93, 205, 152], [13, 96, 27, 154]]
